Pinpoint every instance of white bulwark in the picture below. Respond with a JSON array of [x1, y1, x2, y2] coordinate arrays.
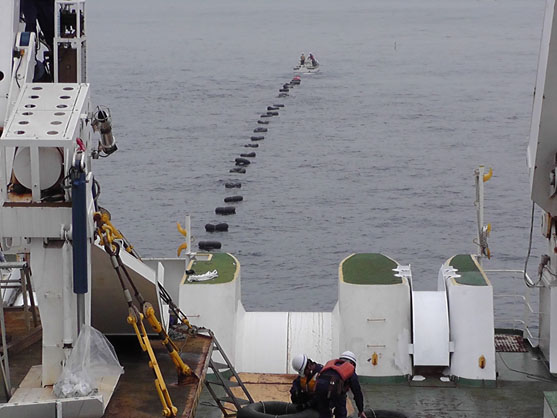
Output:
[[156, 253, 422, 379], [157, 252, 496, 383], [442, 255, 495, 381]]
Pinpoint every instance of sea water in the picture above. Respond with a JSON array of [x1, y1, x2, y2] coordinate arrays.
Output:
[[87, 0, 546, 327]]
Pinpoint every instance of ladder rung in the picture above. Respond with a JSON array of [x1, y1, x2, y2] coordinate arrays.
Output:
[[218, 396, 250, 405], [0, 262, 27, 269], [204, 332, 254, 414], [210, 361, 230, 370]]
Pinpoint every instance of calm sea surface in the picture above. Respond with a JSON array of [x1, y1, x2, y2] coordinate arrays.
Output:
[[87, 0, 546, 326]]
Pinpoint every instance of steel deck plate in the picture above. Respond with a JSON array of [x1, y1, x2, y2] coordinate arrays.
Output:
[[495, 334, 528, 353]]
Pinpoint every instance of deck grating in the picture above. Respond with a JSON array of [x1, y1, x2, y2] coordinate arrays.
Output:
[[495, 334, 528, 352]]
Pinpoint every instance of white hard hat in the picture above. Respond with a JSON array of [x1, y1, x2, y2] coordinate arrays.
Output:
[[292, 354, 308, 376], [340, 351, 357, 365]]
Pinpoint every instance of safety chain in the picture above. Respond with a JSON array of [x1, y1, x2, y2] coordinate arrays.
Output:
[[94, 211, 135, 255]]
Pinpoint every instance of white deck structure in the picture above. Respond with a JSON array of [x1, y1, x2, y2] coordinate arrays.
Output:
[[151, 252, 495, 382]]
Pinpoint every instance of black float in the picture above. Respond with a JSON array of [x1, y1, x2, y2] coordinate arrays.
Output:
[[215, 223, 228, 232], [198, 241, 222, 250], [235, 158, 250, 166], [215, 207, 236, 215]]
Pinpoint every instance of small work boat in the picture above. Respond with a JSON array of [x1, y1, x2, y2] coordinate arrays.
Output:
[[293, 62, 320, 74]]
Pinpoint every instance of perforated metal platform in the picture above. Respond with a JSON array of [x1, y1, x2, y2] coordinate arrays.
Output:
[[2, 83, 89, 144], [494, 334, 528, 353]]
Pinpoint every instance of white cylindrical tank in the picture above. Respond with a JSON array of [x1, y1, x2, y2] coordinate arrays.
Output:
[[443, 255, 495, 382], [338, 253, 412, 378], [12, 147, 63, 190]]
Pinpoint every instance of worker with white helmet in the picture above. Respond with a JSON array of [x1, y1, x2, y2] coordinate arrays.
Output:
[[313, 351, 366, 418], [290, 354, 323, 410]]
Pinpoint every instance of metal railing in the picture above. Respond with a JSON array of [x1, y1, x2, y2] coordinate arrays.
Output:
[[485, 269, 539, 345]]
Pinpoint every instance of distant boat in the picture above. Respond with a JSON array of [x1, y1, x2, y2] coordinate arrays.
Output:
[[293, 61, 320, 74]]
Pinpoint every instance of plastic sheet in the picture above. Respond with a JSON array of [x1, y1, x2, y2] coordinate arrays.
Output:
[[54, 324, 124, 398], [187, 269, 218, 282]]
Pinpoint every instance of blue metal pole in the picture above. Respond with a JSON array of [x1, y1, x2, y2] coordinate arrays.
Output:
[[72, 170, 88, 294]]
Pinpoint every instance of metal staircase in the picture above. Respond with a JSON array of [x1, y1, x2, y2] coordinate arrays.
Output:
[[0, 260, 38, 399], [198, 328, 254, 417], [0, 261, 38, 331], [0, 281, 9, 400]]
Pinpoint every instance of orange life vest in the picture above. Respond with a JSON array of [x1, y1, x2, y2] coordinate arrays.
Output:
[[320, 359, 355, 381], [300, 373, 318, 392]]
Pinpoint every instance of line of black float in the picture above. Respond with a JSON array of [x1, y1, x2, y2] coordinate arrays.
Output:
[[198, 74, 302, 251]]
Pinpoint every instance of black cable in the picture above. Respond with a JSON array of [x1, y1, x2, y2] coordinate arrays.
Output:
[[543, 265, 557, 279], [14, 54, 23, 88], [117, 254, 146, 306], [105, 244, 133, 309], [159, 283, 190, 325], [93, 179, 101, 201], [92, 179, 100, 212], [497, 352, 555, 383], [523, 202, 539, 288]]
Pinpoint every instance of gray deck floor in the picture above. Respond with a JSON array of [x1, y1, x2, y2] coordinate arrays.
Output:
[[196, 349, 557, 418], [4, 340, 557, 417]]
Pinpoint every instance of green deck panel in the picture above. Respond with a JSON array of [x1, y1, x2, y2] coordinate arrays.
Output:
[[449, 254, 488, 286], [545, 392, 557, 416], [186, 253, 238, 284], [342, 253, 402, 285]]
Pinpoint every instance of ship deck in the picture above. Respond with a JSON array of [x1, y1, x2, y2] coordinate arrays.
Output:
[[356, 346, 557, 418], [2, 331, 214, 418], [194, 334, 557, 418], [102, 334, 213, 418], [3, 329, 557, 417]]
